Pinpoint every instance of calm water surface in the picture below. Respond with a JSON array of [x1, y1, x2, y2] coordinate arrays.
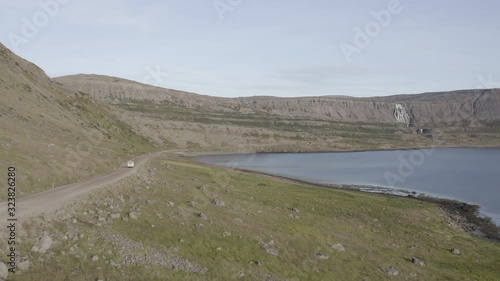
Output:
[[196, 148, 500, 224]]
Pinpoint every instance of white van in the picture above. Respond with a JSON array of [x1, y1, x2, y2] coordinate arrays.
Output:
[[127, 161, 135, 168]]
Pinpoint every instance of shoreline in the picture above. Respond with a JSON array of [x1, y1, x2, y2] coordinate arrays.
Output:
[[237, 168, 500, 242], [188, 147, 500, 242], [186, 144, 500, 157], [195, 162, 500, 243]]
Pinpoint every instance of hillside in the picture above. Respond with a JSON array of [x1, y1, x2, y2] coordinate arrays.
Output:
[[0, 44, 154, 199], [54, 74, 500, 152]]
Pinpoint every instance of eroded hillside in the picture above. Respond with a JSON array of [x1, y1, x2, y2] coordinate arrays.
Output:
[[54, 74, 500, 152], [0, 44, 154, 199]]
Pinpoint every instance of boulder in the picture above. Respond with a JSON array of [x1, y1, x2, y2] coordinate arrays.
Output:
[[411, 257, 425, 266], [332, 243, 346, 252], [259, 240, 279, 256], [145, 200, 156, 205], [18, 260, 30, 271], [0, 262, 8, 279], [128, 212, 138, 220], [386, 267, 398, 276], [211, 199, 225, 206], [32, 232, 53, 254], [92, 255, 99, 262], [110, 213, 121, 219], [266, 247, 279, 256], [450, 248, 460, 255], [196, 185, 207, 190], [315, 253, 329, 260]]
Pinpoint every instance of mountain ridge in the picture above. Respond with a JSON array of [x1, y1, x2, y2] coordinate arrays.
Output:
[[54, 73, 499, 102], [55, 73, 500, 127]]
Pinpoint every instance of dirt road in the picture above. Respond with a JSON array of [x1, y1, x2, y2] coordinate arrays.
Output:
[[0, 151, 163, 225]]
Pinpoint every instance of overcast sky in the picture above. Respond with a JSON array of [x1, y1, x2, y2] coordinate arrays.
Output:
[[1, 0, 499, 97]]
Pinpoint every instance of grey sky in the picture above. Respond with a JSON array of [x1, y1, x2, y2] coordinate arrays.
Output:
[[1, 0, 499, 97]]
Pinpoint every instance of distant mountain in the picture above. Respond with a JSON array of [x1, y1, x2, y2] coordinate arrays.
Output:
[[55, 74, 500, 127]]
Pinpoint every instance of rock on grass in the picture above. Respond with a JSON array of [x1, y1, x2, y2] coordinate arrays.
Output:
[[31, 232, 53, 254], [0, 262, 8, 279], [128, 212, 138, 220], [331, 243, 346, 252], [386, 267, 398, 276], [315, 253, 329, 260], [411, 257, 425, 266]]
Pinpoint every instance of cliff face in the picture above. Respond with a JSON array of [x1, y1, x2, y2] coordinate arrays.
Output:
[[55, 74, 500, 127], [375, 90, 500, 126]]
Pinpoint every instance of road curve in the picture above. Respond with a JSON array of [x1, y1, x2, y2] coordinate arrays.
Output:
[[0, 151, 163, 225]]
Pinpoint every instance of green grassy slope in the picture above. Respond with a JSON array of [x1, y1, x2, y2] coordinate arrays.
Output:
[[10, 156, 500, 280]]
